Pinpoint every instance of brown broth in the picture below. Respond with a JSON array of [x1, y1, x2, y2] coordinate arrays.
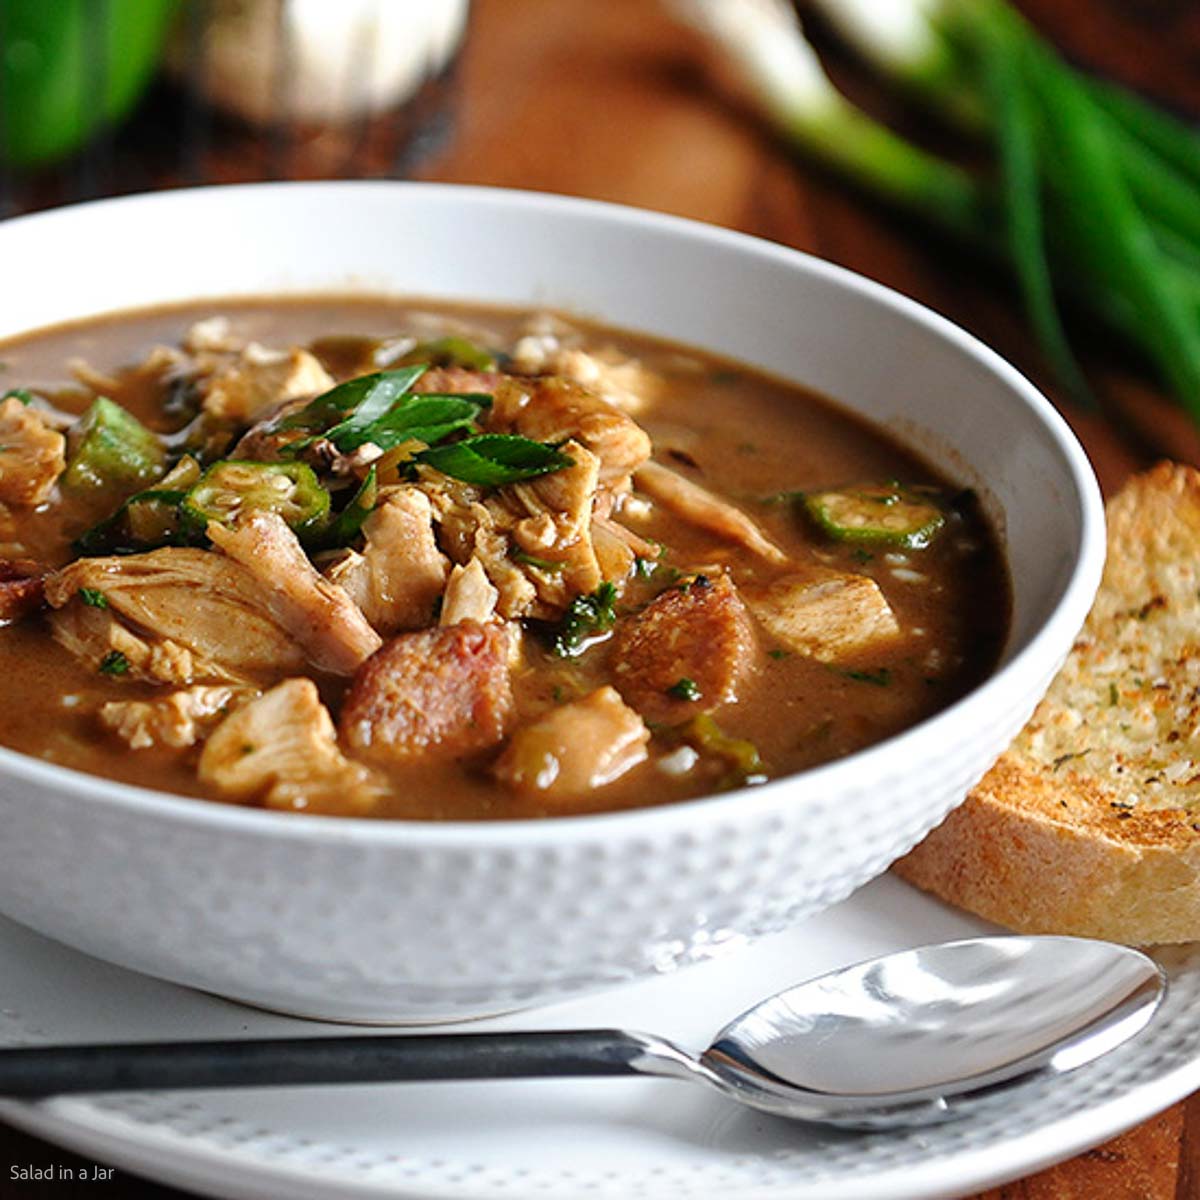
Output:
[[0, 298, 1010, 818]]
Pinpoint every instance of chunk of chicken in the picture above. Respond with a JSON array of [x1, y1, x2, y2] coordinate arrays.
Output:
[[590, 515, 659, 583], [51, 602, 213, 684], [200, 343, 334, 423], [488, 377, 651, 485], [413, 366, 503, 396], [508, 338, 658, 415], [0, 397, 66, 506], [415, 444, 610, 620], [184, 316, 244, 355], [101, 685, 256, 750], [200, 678, 383, 814], [354, 487, 449, 634], [0, 559, 46, 625], [494, 687, 650, 802], [340, 622, 513, 766], [634, 462, 786, 564], [610, 573, 757, 723], [207, 513, 381, 675], [503, 440, 603, 606], [46, 549, 307, 683], [440, 557, 499, 626], [415, 468, 539, 619], [70, 345, 187, 397], [746, 569, 901, 661]]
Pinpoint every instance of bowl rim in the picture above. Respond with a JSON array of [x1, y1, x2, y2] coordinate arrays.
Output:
[[0, 180, 1106, 845]]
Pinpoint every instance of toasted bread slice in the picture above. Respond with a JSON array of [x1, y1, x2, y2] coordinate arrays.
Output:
[[896, 462, 1200, 944]]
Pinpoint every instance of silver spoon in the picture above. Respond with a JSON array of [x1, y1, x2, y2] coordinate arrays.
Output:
[[0, 936, 1163, 1130]]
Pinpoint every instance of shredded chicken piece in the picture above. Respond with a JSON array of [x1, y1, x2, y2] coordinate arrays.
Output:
[[611, 572, 758, 722], [413, 366, 503, 396], [200, 343, 334, 423], [50, 601, 214, 685], [340, 622, 513, 766], [101, 685, 256, 750], [414, 443, 612, 619], [502, 440, 603, 606], [0, 559, 46, 625], [440, 557, 499, 626], [46, 549, 307, 683], [591, 515, 659, 581], [488, 377, 651, 485], [0, 397, 66, 506], [746, 569, 901, 661], [200, 678, 384, 814], [70, 345, 187, 397], [184, 316, 244, 355], [494, 687, 650, 802], [207, 513, 381, 675], [416, 469, 539, 618], [353, 487, 449, 634], [508, 337, 658, 415], [634, 461, 787, 563]]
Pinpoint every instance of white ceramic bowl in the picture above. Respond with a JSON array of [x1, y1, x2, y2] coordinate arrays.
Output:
[[0, 183, 1103, 1022]]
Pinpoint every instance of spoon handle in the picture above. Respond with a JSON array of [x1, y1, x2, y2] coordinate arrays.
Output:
[[0, 1030, 674, 1098]]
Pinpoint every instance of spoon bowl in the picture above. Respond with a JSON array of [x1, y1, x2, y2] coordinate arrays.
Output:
[[0, 936, 1164, 1130], [696, 936, 1164, 1127]]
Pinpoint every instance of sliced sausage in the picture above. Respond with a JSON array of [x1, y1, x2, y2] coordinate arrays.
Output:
[[340, 621, 513, 765], [609, 572, 757, 724]]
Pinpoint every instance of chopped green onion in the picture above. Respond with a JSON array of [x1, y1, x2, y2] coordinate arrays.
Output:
[[511, 548, 566, 572], [1, 388, 34, 405], [340, 393, 485, 453], [305, 466, 378, 551], [74, 489, 198, 556], [417, 434, 573, 487], [78, 587, 108, 609]]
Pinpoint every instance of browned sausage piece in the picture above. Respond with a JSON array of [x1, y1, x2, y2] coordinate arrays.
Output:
[[609, 572, 757, 724], [340, 621, 513, 765]]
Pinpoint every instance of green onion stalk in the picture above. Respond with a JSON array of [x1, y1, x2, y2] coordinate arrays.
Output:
[[668, 0, 1200, 422]]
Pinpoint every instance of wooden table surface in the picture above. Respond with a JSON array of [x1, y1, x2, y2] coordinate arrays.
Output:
[[2, 0, 1200, 1195]]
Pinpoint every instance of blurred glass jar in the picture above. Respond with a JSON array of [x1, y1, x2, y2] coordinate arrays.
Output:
[[0, 0, 470, 212], [168, 0, 471, 180]]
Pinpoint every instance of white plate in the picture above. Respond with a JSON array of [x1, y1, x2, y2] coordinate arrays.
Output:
[[2, 874, 1196, 1200]]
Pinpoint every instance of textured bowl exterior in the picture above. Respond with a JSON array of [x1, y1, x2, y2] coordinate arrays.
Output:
[[0, 184, 1104, 1020]]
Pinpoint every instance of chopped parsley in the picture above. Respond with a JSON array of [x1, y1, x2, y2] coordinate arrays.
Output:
[[667, 677, 702, 702], [1109, 682, 1119, 706], [98, 651, 130, 676], [552, 582, 619, 657], [1, 388, 33, 405], [843, 667, 892, 687], [78, 587, 109, 609], [1052, 749, 1091, 771], [768, 648, 790, 661]]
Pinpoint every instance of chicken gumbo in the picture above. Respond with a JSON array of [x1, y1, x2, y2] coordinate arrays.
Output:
[[0, 299, 1009, 818]]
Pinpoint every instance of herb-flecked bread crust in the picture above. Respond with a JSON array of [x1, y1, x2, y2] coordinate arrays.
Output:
[[896, 462, 1200, 944]]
